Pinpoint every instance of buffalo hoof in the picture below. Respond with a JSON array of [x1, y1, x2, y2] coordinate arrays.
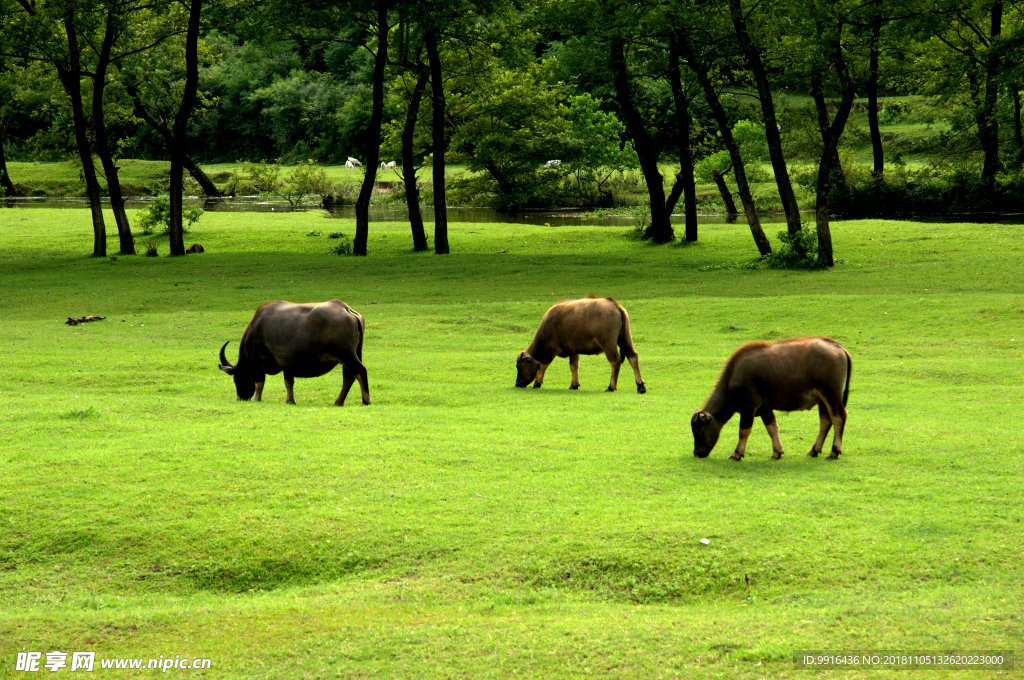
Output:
[[605, 386, 616, 392], [729, 452, 744, 461], [826, 450, 841, 460], [533, 382, 543, 389], [771, 451, 783, 460], [636, 382, 646, 394], [808, 448, 821, 458], [570, 383, 579, 390]]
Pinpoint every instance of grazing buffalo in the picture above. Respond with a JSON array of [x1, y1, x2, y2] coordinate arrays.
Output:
[[691, 337, 851, 460], [218, 300, 369, 406], [515, 297, 646, 393]]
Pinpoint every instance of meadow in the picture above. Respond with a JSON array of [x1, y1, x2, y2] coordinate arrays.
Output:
[[0, 208, 1022, 678]]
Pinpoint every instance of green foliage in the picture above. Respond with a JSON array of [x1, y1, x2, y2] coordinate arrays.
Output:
[[764, 228, 820, 269], [243, 161, 282, 195], [280, 160, 334, 206], [135, 195, 203, 235], [561, 94, 637, 206], [732, 119, 770, 163], [878, 100, 911, 125], [693, 150, 732, 181], [328, 232, 352, 255], [450, 62, 573, 210]]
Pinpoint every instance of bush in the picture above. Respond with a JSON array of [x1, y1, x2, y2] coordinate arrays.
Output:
[[136, 195, 203, 236], [243, 162, 282, 195], [879, 100, 911, 124], [829, 162, 1024, 218], [329, 233, 352, 255], [765, 228, 820, 269], [281, 160, 333, 206], [693, 151, 732, 182]]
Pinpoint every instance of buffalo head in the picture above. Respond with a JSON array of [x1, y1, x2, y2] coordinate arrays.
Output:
[[515, 351, 540, 388], [218, 341, 256, 401], [691, 410, 724, 458]]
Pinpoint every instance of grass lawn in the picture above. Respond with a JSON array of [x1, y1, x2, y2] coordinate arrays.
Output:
[[0, 208, 1021, 678]]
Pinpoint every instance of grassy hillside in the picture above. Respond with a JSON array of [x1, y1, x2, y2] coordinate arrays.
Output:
[[0, 209, 1021, 678]]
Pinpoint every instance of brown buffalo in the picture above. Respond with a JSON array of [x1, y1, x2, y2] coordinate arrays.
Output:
[[218, 299, 369, 406], [691, 337, 851, 460], [515, 297, 646, 393]]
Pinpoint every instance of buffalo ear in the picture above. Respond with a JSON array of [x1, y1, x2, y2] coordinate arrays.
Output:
[[695, 411, 712, 424], [218, 364, 235, 375]]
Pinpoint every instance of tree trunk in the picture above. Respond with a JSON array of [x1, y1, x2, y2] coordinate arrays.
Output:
[[727, 0, 802, 242], [867, 0, 884, 180], [610, 38, 673, 243], [92, 7, 134, 255], [425, 28, 449, 254], [979, 1, 1003, 184], [59, 16, 106, 257], [812, 78, 837, 267], [1013, 89, 1022, 149], [181, 154, 222, 197], [354, 1, 388, 257], [712, 166, 738, 218], [811, 44, 857, 268], [128, 90, 223, 196], [168, 0, 202, 256], [811, 73, 847, 193], [0, 132, 16, 196], [677, 33, 770, 257], [402, 68, 429, 251], [667, 36, 697, 242]]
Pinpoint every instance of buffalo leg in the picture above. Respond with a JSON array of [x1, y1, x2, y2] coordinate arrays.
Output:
[[809, 403, 832, 457], [356, 366, 370, 405], [604, 348, 621, 392], [762, 411, 784, 459], [284, 372, 296, 404], [254, 381, 264, 402], [569, 354, 580, 389], [730, 412, 754, 461], [533, 362, 550, 388], [823, 398, 846, 460], [627, 354, 646, 393], [335, 351, 371, 405], [336, 366, 356, 406]]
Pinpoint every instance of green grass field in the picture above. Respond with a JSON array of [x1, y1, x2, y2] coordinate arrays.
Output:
[[1, 209, 1022, 678]]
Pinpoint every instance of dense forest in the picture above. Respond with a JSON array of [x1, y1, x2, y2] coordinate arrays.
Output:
[[1, 0, 1022, 262]]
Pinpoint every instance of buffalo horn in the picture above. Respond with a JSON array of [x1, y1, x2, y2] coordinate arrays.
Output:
[[218, 341, 235, 374]]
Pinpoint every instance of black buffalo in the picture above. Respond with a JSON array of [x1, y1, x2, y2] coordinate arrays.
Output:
[[218, 300, 370, 405]]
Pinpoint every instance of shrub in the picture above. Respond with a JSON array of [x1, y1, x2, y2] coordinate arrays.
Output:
[[281, 160, 333, 206], [879, 100, 911, 124], [693, 150, 732, 182], [329, 233, 352, 255], [243, 162, 282, 195], [765, 228, 820, 269], [136, 195, 203, 235]]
